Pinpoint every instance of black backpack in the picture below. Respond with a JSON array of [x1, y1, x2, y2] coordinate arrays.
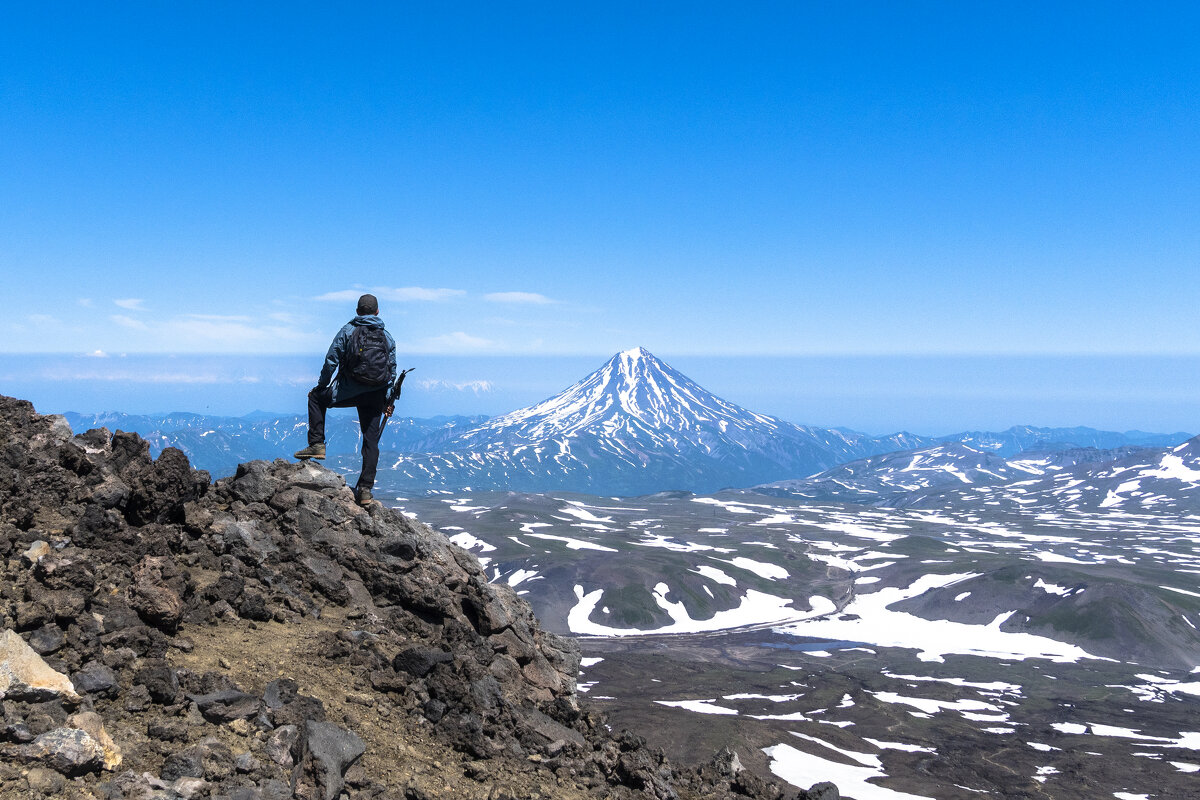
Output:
[[343, 326, 390, 387]]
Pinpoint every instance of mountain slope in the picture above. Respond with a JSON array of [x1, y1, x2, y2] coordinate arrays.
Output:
[[756, 443, 1026, 505], [901, 434, 1200, 513]]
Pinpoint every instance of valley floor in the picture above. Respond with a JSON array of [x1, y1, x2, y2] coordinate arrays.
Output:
[[395, 490, 1200, 800], [577, 629, 1198, 800]]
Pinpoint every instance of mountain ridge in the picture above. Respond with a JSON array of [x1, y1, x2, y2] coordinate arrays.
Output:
[[0, 394, 816, 800], [756, 435, 1200, 513]]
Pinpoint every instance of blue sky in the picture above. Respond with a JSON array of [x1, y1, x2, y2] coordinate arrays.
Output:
[[3, 4, 1199, 428]]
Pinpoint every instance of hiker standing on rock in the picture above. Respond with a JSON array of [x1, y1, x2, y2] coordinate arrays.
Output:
[[294, 293, 397, 506]]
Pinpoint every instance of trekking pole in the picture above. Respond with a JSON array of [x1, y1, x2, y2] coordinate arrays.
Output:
[[383, 368, 414, 428]]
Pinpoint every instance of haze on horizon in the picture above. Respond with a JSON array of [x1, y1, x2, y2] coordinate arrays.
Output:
[[3, 4, 1198, 432]]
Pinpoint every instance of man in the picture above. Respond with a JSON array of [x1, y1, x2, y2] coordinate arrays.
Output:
[[294, 293, 397, 506]]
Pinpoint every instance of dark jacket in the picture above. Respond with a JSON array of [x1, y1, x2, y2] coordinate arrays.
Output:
[[318, 315, 398, 404]]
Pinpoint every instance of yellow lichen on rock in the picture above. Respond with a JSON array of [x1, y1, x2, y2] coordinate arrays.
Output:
[[67, 711, 123, 771]]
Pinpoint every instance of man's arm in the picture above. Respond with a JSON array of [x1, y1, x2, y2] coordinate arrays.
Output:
[[318, 324, 352, 388], [387, 330, 398, 387], [385, 330, 399, 415]]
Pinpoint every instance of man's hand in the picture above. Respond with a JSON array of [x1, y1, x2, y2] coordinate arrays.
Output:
[[385, 403, 395, 417]]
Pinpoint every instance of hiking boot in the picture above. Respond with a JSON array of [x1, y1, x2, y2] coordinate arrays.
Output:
[[356, 488, 375, 507], [294, 443, 326, 460]]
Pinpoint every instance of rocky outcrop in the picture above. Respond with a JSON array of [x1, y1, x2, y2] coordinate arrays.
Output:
[[0, 395, 822, 799]]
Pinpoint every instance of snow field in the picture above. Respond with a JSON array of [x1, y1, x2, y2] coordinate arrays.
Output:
[[778, 572, 1102, 663], [762, 740, 935, 800]]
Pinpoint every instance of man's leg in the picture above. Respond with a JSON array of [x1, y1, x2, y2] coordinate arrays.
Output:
[[306, 386, 335, 445], [295, 386, 334, 459], [354, 390, 387, 496]]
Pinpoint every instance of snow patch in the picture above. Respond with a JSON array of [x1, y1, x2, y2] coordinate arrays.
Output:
[[526, 533, 617, 552], [763, 741, 934, 800], [654, 699, 739, 715], [447, 531, 496, 552], [691, 565, 738, 586], [718, 557, 789, 580]]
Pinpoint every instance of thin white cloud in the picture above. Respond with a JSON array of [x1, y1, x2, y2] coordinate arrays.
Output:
[[23, 358, 313, 384], [78, 298, 94, 308], [314, 290, 367, 303], [36, 368, 256, 384], [100, 312, 314, 349], [315, 287, 466, 303], [418, 331, 496, 352], [165, 317, 309, 344], [484, 291, 556, 305], [111, 314, 148, 330], [481, 316, 579, 332], [114, 298, 145, 310], [416, 378, 494, 394], [183, 314, 252, 322], [28, 313, 55, 324]]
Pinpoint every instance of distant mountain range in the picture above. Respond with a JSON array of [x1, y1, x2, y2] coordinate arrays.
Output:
[[757, 436, 1200, 513], [936, 425, 1187, 456], [62, 409, 486, 479], [64, 348, 1193, 496]]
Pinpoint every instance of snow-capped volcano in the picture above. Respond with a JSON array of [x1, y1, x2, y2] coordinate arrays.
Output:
[[454, 347, 787, 448], [381, 347, 875, 494]]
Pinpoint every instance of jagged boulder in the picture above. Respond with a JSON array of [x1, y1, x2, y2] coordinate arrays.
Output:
[[127, 555, 186, 632], [0, 629, 79, 702], [18, 727, 106, 775]]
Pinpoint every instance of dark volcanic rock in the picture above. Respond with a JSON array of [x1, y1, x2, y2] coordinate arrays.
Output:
[[27, 624, 66, 656], [134, 659, 180, 704], [71, 662, 119, 698], [267, 693, 326, 728], [161, 745, 205, 781], [190, 689, 261, 722], [262, 677, 298, 709], [806, 783, 840, 800], [392, 645, 453, 677], [299, 720, 366, 800], [147, 717, 189, 742]]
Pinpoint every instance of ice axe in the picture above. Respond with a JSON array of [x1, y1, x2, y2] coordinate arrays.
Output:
[[383, 367, 415, 427]]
